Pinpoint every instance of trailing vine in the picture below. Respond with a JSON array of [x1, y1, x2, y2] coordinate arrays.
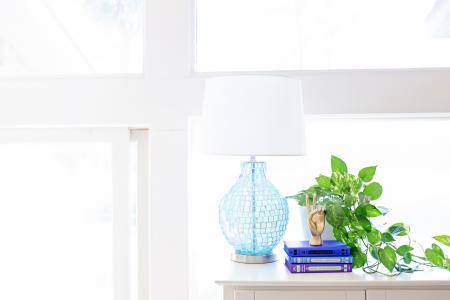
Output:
[[290, 155, 450, 275]]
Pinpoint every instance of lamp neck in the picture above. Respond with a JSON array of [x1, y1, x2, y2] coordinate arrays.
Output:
[[239, 160, 266, 179]]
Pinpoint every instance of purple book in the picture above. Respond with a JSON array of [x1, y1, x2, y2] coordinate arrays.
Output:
[[285, 259, 352, 273]]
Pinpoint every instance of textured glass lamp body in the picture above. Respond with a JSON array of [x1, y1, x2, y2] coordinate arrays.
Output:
[[219, 161, 289, 257]]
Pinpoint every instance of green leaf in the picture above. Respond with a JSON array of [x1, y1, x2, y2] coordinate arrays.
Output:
[[396, 245, 414, 256], [365, 204, 382, 217], [363, 182, 383, 200], [325, 202, 345, 226], [358, 166, 377, 182], [388, 223, 410, 236], [355, 204, 366, 216], [433, 235, 450, 247], [369, 245, 380, 259], [344, 194, 357, 207], [333, 227, 347, 244], [350, 177, 363, 194], [395, 264, 414, 273], [432, 243, 445, 258], [346, 231, 359, 246], [350, 221, 364, 232], [358, 192, 365, 202], [367, 229, 383, 245], [350, 224, 366, 239], [331, 155, 348, 174], [306, 185, 320, 194], [290, 190, 317, 206], [290, 192, 307, 206], [379, 245, 397, 272], [342, 207, 352, 226], [316, 175, 332, 190], [351, 246, 367, 269], [425, 247, 445, 267], [333, 227, 358, 248], [356, 215, 372, 232], [404, 252, 412, 264], [356, 204, 382, 218], [382, 232, 395, 242]]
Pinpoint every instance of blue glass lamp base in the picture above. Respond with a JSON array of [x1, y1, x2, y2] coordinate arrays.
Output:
[[219, 160, 289, 262], [231, 251, 278, 264]]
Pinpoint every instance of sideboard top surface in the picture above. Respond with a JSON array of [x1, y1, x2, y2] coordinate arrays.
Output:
[[214, 257, 450, 288]]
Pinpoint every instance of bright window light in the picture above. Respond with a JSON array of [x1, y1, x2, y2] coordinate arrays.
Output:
[[196, 0, 450, 71], [0, 129, 138, 300], [0, 0, 143, 76]]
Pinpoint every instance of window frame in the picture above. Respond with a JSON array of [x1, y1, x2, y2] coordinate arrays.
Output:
[[0, 1, 197, 300], [0, 0, 146, 78], [0, 1, 449, 300], [192, 0, 450, 74], [0, 127, 149, 300], [190, 0, 450, 115]]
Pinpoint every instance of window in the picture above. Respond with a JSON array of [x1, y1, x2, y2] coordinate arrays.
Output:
[[0, 128, 148, 300], [189, 115, 450, 299], [0, 0, 144, 76], [196, 0, 450, 71]]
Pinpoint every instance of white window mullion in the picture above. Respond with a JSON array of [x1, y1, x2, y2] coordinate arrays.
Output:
[[130, 129, 150, 300], [111, 128, 132, 300]]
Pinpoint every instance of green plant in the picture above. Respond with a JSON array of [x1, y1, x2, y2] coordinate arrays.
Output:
[[290, 155, 450, 275]]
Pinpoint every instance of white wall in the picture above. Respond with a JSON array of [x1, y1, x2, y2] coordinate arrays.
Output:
[[0, 1, 450, 300], [196, 69, 450, 114]]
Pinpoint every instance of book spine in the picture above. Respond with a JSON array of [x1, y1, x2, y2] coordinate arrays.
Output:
[[287, 263, 352, 273], [285, 249, 351, 257], [288, 256, 354, 264]]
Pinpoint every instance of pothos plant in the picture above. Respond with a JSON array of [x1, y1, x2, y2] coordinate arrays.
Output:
[[290, 155, 450, 275]]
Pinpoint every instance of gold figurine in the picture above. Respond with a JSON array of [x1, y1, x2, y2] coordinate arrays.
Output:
[[306, 194, 325, 246]]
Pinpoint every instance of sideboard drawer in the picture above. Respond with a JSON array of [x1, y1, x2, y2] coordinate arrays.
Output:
[[254, 290, 365, 300], [367, 290, 450, 300]]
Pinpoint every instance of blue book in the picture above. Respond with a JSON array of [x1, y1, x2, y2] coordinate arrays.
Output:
[[286, 255, 353, 264], [284, 240, 351, 257], [285, 259, 353, 273]]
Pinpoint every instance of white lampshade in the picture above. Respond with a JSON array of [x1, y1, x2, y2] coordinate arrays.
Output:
[[203, 75, 306, 156]]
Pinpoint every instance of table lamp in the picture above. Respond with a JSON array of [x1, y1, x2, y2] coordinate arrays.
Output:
[[202, 75, 306, 263]]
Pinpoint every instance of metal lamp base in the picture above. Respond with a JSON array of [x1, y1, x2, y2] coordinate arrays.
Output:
[[230, 252, 278, 264]]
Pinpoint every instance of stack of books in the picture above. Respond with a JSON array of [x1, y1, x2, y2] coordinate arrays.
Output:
[[283, 240, 353, 273]]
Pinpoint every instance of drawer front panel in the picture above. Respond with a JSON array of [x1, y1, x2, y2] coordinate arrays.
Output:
[[255, 290, 365, 300], [367, 289, 450, 300], [389, 290, 450, 300]]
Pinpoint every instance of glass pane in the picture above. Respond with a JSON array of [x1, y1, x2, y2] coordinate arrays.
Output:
[[196, 0, 450, 71], [0, 0, 143, 76], [0, 143, 114, 300]]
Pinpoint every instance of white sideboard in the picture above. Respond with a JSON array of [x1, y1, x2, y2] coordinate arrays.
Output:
[[215, 258, 450, 300]]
